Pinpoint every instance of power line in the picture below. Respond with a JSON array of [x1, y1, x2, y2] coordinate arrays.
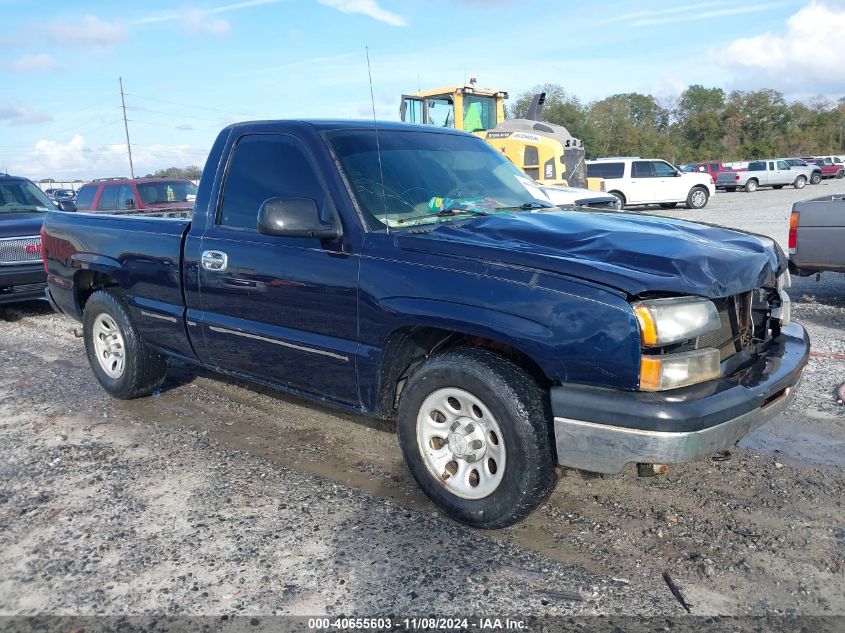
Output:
[[124, 92, 256, 118]]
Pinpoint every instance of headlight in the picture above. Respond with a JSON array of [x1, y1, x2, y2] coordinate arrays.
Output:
[[632, 297, 720, 347], [640, 348, 721, 391]]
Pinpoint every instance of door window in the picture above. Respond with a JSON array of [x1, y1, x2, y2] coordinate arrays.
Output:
[[777, 160, 789, 170], [117, 185, 135, 209], [652, 161, 677, 177], [427, 98, 454, 128], [632, 161, 655, 178], [402, 97, 424, 124], [97, 184, 120, 210], [74, 184, 97, 210], [710, 163, 719, 171], [219, 134, 326, 231]]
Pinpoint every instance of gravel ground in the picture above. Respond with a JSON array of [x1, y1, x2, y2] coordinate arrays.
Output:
[[1, 184, 843, 619]]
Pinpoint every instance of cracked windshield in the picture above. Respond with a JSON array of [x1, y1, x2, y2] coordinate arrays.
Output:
[[327, 129, 553, 227]]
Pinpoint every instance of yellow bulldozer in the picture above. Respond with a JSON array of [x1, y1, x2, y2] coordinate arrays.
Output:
[[400, 82, 602, 191]]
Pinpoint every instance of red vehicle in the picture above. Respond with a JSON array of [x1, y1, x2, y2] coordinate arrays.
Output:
[[801, 157, 845, 180], [70, 177, 198, 215], [682, 161, 744, 184]]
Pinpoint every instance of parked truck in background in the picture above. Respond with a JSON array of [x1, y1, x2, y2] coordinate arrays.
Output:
[[683, 161, 744, 184], [788, 194, 845, 277], [43, 120, 809, 528], [0, 174, 54, 304], [783, 158, 822, 185], [802, 157, 844, 180], [716, 159, 810, 192]]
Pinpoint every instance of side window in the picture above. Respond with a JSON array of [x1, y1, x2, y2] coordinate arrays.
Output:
[[117, 185, 135, 209], [219, 134, 327, 231], [427, 98, 454, 128], [768, 162, 775, 170], [586, 162, 623, 179], [74, 185, 97, 210], [777, 160, 789, 170], [710, 163, 719, 171], [97, 184, 120, 210], [652, 161, 677, 177], [632, 161, 654, 178]]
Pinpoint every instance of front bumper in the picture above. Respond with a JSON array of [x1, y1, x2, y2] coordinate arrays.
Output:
[[551, 322, 810, 474], [0, 265, 47, 305]]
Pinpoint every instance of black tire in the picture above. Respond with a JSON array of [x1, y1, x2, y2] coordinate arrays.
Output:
[[686, 186, 709, 209], [83, 289, 167, 399], [811, 172, 822, 185], [772, 185, 784, 190], [608, 191, 626, 209], [659, 202, 678, 209], [396, 347, 556, 529], [793, 176, 806, 189], [744, 179, 758, 193], [836, 170, 844, 180]]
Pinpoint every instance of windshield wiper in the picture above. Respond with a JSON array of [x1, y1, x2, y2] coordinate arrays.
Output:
[[396, 208, 489, 225], [493, 201, 555, 211]]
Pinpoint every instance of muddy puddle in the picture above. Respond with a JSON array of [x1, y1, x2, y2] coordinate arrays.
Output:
[[739, 412, 845, 468]]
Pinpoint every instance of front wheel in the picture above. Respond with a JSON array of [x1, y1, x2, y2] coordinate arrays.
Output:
[[83, 290, 167, 399], [397, 348, 556, 529], [793, 176, 806, 189], [686, 186, 709, 209]]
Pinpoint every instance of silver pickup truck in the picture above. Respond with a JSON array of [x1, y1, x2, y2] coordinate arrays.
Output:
[[789, 194, 845, 276], [716, 159, 810, 192]]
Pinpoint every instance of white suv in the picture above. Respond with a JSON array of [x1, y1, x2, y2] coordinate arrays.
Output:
[[586, 157, 715, 209]]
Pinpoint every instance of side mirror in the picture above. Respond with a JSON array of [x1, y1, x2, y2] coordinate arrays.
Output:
[[257, 196, 341, 240], [58, 200, 76, 212]]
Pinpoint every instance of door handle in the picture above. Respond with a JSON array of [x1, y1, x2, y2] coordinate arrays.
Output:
[[201, 250, 228, 272]]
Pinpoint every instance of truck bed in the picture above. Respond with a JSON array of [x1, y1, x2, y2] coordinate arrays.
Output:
[[43, 211, 192, 355]]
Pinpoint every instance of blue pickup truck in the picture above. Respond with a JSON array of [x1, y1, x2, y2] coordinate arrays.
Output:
[[43, 120, 809, 528]]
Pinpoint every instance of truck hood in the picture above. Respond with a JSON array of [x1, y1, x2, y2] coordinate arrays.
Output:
[[395, 211, 786, 298], [0, 212, 47, 239]]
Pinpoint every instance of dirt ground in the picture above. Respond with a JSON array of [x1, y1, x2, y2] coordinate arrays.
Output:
[[1, 185, 843, 619]]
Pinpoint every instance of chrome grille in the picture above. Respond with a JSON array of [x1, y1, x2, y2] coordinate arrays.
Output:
[[0, 236, 41, 265]]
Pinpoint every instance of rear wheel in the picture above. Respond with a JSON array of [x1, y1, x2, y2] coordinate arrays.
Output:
[[836, 170, 844, 180], [608, 191, 626, 209], [810, 172, 822, 185], [744, 179, 758, 193], [83, 290, 167, 399], [397, 348, 556, 529], [686, 186, 709, 209], [793, 175, 806, 189]]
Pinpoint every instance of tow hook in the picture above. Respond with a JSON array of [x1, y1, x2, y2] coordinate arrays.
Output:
[[637, 463, 668, 477]]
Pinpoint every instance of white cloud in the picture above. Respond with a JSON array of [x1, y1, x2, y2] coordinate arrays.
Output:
[[632, 2, 784, 26], [183, 9, 231, 36], [44, 15, 128, 48], [0, 99, 51, 125], [718, 1, 845, 91], [12, 135, 208, 181], [9, 53, 58, 72], [317, 0, 407, 26]]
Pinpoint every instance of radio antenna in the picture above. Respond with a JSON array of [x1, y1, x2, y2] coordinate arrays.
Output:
[[366, 46, 389, 233]]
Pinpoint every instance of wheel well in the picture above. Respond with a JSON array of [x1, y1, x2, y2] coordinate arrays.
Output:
[[75, 270, 120, 314], [377, 326, 548, 418], [607, 190, 626, 204]]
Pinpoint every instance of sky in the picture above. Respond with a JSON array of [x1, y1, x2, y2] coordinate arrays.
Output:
[[1, 0, 844, 181]]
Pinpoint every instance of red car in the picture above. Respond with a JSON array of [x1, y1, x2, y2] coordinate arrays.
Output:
[[682, 161, 744, 184], [71, 177, 198, 214], [801, 157, 844, 179]]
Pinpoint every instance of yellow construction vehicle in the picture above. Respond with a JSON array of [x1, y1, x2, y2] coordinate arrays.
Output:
[[400, 82, 603, 191]]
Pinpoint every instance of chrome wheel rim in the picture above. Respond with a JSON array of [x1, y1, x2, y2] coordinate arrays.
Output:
[[92, 314, 125, 379], [747, 181, 757, 192], [416, 387, 506, 500], [691, 190, 707, 208], [795, 178, 805, 189]]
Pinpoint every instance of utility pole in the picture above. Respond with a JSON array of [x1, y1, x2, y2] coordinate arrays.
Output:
[[119, 77, 135, 179]]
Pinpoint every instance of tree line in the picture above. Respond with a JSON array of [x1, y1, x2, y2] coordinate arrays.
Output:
[[510, 84, 845, 163], [142, 165, 202, 180]]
